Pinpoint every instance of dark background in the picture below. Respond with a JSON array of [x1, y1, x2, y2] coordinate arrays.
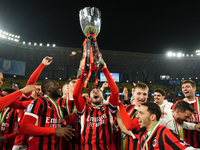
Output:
[[0, 1, 200, 54]]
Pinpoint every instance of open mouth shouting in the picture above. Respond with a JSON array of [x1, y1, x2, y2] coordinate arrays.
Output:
[[94, 95, 99, 100], [183, 91, 189, 96]]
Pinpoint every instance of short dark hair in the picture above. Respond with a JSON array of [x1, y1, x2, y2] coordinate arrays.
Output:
[[66, 76, 77, 84], [134, 82, 149, 91], [42, 80, 56, 94], [2, 87, 16, 94], [89, 86, 102, 94], [174, 101, 194, 113], [181, 80, 196, 88], [153, 88, 166, 96], [141, 102, 161, 121]]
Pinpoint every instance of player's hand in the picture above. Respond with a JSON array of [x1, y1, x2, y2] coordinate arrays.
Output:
[[102, 82, 109, 89], [123, 87, 128, 100], [195, 124, 200, 132], [55, 127, 75, 141], [20, 85, 37, 94], [42, 56, 53, 66], [99, 58, 107, 70]]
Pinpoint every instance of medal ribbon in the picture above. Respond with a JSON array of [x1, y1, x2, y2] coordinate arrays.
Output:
[[142, 121, 160, 150], [172, 114, 184, 139], [0, 108, 10, 125], [78, 34, 100, 89], [196, 97, 200, 122], [66, 98, 76, 115], [131, 109, 138, 119], [161, 105, 165, 112], [44, 95, 66, 126]]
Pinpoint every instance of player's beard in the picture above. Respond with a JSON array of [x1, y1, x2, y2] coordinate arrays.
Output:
[[176, 116, 184, 125], [51, 89, 62, 100], [90, 96, 103, 105]]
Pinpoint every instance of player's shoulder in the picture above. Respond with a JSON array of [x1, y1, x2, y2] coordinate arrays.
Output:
[[126, 104, 135, 111]]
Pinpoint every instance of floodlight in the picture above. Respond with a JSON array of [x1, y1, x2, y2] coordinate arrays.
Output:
[[167, 51, 172, 57], [28, 42, 31, 45], [177, 53, 182, 57], [52, 44, 56, 47], [23, 41, 25, 44], [47, 44, 50, 47], [173, 53, 176, 57], [34, 43, 37, 46], [39, 43, 42, 46], [71, 51, 76, 55], [186, 54, 189, 57], [191, 54, 193, 57]]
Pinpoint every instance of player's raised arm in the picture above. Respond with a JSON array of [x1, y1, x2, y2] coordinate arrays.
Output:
[[101, 59, 119, 110], [24, 56, 53, 97], [0, 85, 36, 110], [73, 76, 86, 113], [118, 102, 139, 130]]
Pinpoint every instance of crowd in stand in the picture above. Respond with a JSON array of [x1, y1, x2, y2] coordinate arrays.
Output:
[[0, 56, 199, 150]]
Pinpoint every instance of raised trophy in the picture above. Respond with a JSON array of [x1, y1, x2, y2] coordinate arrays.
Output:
[[77, 7, 102, 89]]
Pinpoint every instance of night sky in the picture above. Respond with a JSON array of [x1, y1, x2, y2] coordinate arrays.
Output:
[[0, 1, 200, 54]]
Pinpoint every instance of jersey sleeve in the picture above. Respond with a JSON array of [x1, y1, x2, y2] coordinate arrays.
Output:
[[18, 99, 55, 136], [73, 78, 86, 114], [24, 63, 45, 97], [26, 63, 45, 86], [164, 129, 193, 149], [119, 102, 139, 130], [0, 90, 22, 110], [8, 100, 31, 109], [182, 122, 196, 130], [102, 68, 119, 113]]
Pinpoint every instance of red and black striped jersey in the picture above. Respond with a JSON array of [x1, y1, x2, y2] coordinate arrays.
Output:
[[0, 108, 18, 150], [125, 104, 140, 150], [23, 96, 63, 150], [183, 99, 200, 148], [79, 104, 116, 150], [0, 91, 5, 97], [131, 123, 192, 150], [13, 96, 33, 147], [113, 116, 122, 150], [172, 98, 200, 148], [57, 97, 81, 150]]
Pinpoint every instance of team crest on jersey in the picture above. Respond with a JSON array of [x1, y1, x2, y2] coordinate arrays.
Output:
[[152, 138, 157, 147], [27, 104, 33, 112]]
